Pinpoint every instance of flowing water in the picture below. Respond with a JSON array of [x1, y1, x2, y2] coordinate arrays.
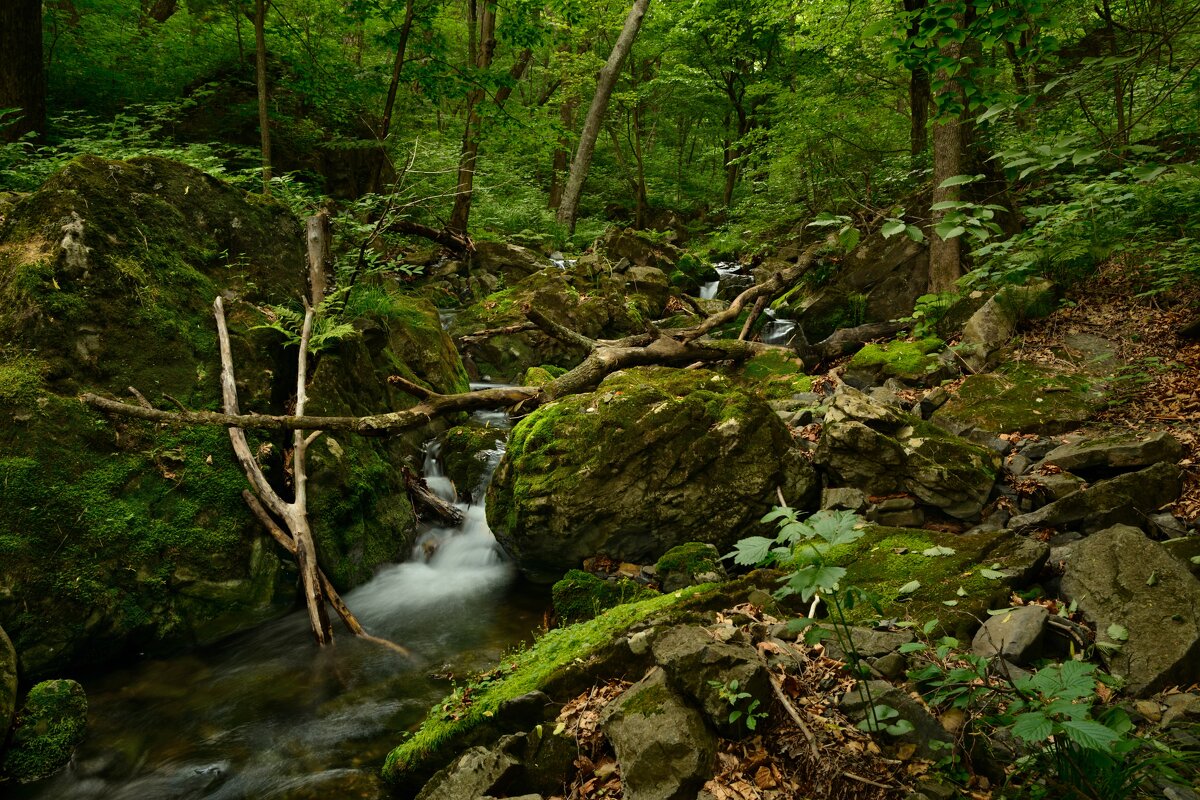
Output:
[[15, 412, 542, 800]]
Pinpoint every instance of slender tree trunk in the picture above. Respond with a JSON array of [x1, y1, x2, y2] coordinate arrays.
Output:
[[904, 0, 930, 158], [254, 0, 272, 194], [556, 0, 653, 234], [929, 6, 965, 292], [370, 0, 416, 192], [0, 0, 46, 143], [548, 97, 577, 209]]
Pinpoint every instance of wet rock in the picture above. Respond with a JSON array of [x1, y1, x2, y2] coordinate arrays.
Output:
[[439, 424, 507, 501], [1043, 431, 1184, 473], [1008, 462, 1182, 534], [822, 487, 867, 512], [414, 743, 520, 800], [1060, 525, 1200, 696], [651, 626, 769, 737], [601, 668, 716, 800], [551, 570, 658, 624], [654, 544, 727, 593], [0, 679, 88, 783], [488, 367, 817, 581], [624, 266, 672, 317], [415, 726, 574, 800], [971, 605, 1049, 665], [597, 228, 682, 272], [815, 387, 999, 519], [0, 624, 15, 745]]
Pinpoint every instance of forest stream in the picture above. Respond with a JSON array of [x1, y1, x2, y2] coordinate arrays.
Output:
[[12, 410, 538, 800]]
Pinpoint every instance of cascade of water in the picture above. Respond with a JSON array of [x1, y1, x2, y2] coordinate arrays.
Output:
[[760, 307, 799, 346], [699, 280, 720, 299]]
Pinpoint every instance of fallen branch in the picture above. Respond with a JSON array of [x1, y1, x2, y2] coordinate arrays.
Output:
[[454, 322, 538, 346], [385, 219, 474, 253], [403, 465, 465, 526]]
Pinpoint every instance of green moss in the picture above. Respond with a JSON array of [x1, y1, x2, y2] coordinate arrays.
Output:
[[0, 355, 47, 406], [734, 351, 815, 399], [931, 362, 1106, 436], [552, 569, 659, 624], [440, 424, 506, 498], [0, 679, 88, 783], [847, 337, 943, 380], [655, 543, 723, 577], [381, 584, 714, 785], [792, 526, 1028, 636], [620, 681, 672, 717], [521, 364, 568, 387]]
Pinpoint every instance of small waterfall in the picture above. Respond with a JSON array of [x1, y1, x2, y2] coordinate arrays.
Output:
[[699, 280, 720, 299], [422, 441, 457, 504], [760, 308, 799, 346]]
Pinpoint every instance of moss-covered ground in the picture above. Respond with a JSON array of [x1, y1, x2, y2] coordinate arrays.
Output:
[[846, 337, 943, 381], [551, 569, 659, 624], [931, 361, 1107, 436]]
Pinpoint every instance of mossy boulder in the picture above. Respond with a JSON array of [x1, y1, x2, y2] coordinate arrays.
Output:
[[800, 526, 1049, 638], [488, 367, 818, 582], [0, 157, 467, 674], [815, 387, 999, 519], [552, 569, 659, 623], [0, 679, 88, 783], [439, 424, 509, 502], [843, 337, 945, 388], [732, 351, 814, 399], [655, 543, 727, 592], [521, 364, 567, 388], [931, 362, 1108, 438], [448, 265, 647, 382]]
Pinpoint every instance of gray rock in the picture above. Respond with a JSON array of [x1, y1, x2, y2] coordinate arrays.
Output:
[[1150, 513, 1189, 539], [960, 281, 1055, 372], [602, 669, 716, 800], [971, 605, 1049, 665], [624, 266, 672, 317], [877, 509, 925, 528], [415, 728, 575, 800], [1005, 453, 1033, 476], [1060, 525, 1200, 696], [822, 488, 867, 512], [414, 744, 519, 800], [1008, 462, 1182, 534], [1043, 431, 1184, 473], [650, 626, 769, 737], [815, 387, 1000, 519], [0, 623, 15, 746], [1162, 537, 1200, 578], [1032, 471, 1085, 501], [918, 387, 950, 418], [822, 627, 916, 661], [840, 680, 952, 760]]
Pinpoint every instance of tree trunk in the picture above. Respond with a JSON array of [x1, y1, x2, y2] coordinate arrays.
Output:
[[254, 0, 273, 194], [139, 0, 178, 25], [904, 0, 930, 159], [929, 5, 965, 293], [0, 0, 46, 143], [370, 0, 417, 192], [548, 97, 577, 209], [447, 6, 496, 234], [556, 0, 652, 234]]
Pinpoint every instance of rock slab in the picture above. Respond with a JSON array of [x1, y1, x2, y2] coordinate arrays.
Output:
[[1060, 525, 1200, 696], [971, 605, 1049, 665]]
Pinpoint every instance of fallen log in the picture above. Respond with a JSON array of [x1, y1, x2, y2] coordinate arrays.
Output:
[[402, 465, 465, 526]]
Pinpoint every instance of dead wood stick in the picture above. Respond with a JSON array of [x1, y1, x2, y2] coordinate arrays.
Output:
[[768, 672, 820, 762], [841, 771, 895, 790], [402, 466, 465, 526], [738, 295, 769, 341], [455, 322, 537, 345], [524, 306, 598, 350], [242, 491, 410, 656]]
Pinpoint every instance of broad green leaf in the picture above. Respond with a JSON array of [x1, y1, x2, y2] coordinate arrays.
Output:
[[727, 536, 774, 566], [904, 225, 926, 243], [955, 586, 967, 597], [1106, 623, 1128, 642], [1061, 719, 1120, 750], [897, 580, 920, 596], [922, 546, 956, 557], [937, 173, 982, 188], [980, 568, 1005, 579], [881, 219, 907, 239], [934, 223, 967, 240], [1011, 712, 1054, 743]]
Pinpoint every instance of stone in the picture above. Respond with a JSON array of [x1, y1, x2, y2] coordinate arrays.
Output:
[[919, 387, 950, 418], [822, 488, 867, 512], [1060, 525, 1200, 696], [821, 627, 916, 663], [1150, 513, 1189, 539], [971, 605, 1049, 665], [877, 509, 925, 527], [1008, 462, 1182, 534], [488, 367, 817, 581], [472, 240, 548, 283], [597, 228, 682, 272], [414, 744, 520, 800], [840, 680, 952, 760], [551, 570, 658, 623], [0, 623, 15, 745], [624, 266, 673, 317], [1005, 453, 1033, 476], [1032, 471, 1086, 501], [958, 281, 1055, 372], [1042, 431, 1184, 473], [654, 543, 727, 593], [931, 363, 1108, 438], [650, 626, 769, 737], [601, 669, 716, 800], [815, 387, 1000, 519], [843, 337, 946, 388], [0, 679, 88, 783], [415, 727, 574, 800], [1162, 537, 1200, 578]]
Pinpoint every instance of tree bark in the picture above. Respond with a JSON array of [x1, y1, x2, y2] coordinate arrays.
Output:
[[555, 0, 653, 234], [254, 0, 273, 194], [929, 4, 965, 293], [0, 0, 46, 143], [371, 0, 417, 192], [904, 0, 930, 159]]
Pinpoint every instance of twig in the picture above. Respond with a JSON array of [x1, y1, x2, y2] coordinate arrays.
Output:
[[842, 771, 895, 790], [768, 672, 820, 761]]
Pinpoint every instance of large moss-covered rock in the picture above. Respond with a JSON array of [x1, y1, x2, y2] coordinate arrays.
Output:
[[815, 387, 999, 519], [0, 679, 88, 783], [439, 424, 508, 502], [488, 367, 818, 582], [449, 266, 649, 382], [552, 569, 658, 624], [0, 157, 465, 674], [931, 363, 1107, 437]]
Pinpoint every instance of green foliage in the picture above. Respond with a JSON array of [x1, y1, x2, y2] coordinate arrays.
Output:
[[903, 293, 958, 339], [707, 678, 767, 731], [551, 569, 659, 624]]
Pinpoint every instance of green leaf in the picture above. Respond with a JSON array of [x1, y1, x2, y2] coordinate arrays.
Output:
[[904, 224, 926, 243], [934, 222, 966, 240], [942, 600, 958, 606], [727, 536, 774, 566], [1061, 719, 1120, 750], [976, 104, 1007, 124], [881, 219, 907, 239], [898, 642, 929, 654], [955, 586, 967, 597], [922, 546, 956, 557], [1011, 712, 1054, 743], [1106, 623, 1129, 642], [980, 568, 1006, 580], [897, 580, 921, 597], [838, 226, 861, 252], [937, 173, 982, 188]]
